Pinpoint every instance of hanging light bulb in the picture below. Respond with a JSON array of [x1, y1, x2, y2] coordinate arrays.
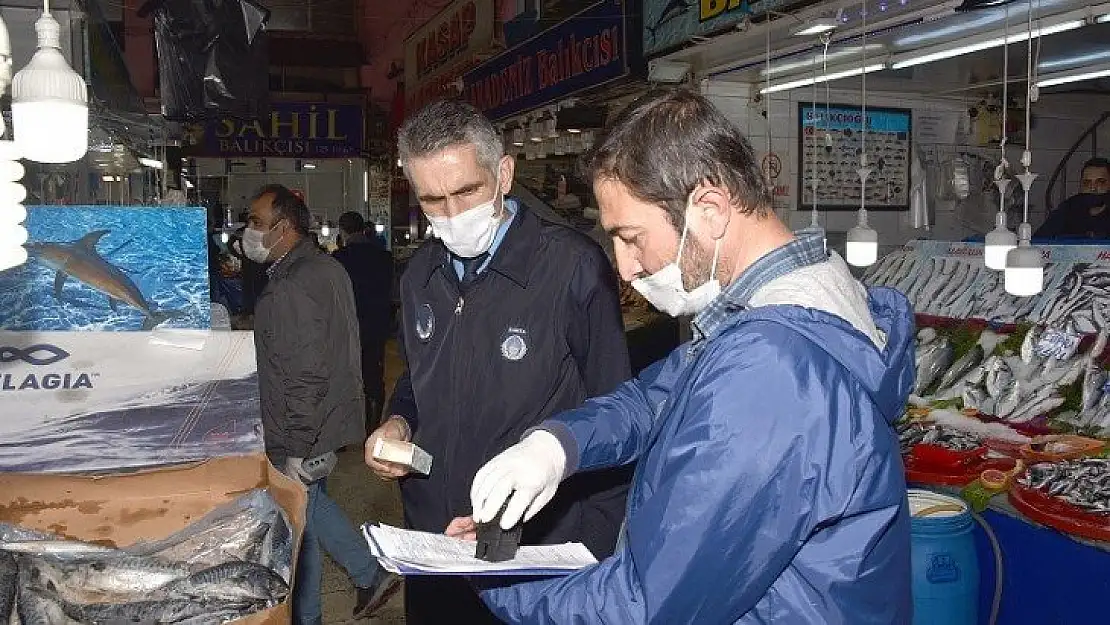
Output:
[[847, 161, 878, 267], [0, 15, 28, 272], [11, 1, 88, 164], [985, 6, 1015, 271], [1004, 4, 1043, 297], [846, 2, 877, 268], [219, 231, 230, 244], [320, 222, 331, 237], [984, 184, 1016, 270]]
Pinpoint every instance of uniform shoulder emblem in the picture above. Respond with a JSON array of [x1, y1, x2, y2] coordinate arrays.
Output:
[[500, 327, 528, 361]]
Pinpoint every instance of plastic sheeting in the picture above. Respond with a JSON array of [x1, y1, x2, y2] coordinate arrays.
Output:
[[147, 0, 270, 121]]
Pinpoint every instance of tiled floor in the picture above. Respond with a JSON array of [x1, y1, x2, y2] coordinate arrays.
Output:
[[320, 340, 407, 624]]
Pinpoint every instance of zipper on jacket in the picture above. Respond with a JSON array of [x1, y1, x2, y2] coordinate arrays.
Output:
[[455, 296, 464, 316]]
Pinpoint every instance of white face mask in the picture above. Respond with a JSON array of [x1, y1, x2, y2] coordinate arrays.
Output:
[[426, 173, 503, 258], [631, 194, 722, 317], [242, 222, 283, 263]]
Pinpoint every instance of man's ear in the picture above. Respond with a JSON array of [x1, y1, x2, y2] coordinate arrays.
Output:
[[499, 156, 516, 195], [691, 185, 732, 241]]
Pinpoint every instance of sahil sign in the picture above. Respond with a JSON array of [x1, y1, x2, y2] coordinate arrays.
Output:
[[192, 103, 365, 158]]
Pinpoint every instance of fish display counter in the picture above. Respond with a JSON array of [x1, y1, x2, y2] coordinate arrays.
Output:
[[864, 239, 1110, 624]]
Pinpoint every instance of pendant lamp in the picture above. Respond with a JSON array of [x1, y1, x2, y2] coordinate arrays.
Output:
[[1003, 4, 1043, 297], [0, 15, 28, 272], [985, 6, 1015, 271], [11, 0, 88, 164], [846, 1, 878, 267]]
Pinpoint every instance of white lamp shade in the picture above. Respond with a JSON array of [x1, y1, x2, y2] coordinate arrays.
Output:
[[320, 224, 331, 237], [11, 12, 89, 164], [984, 225, 1017, 271], [1004, 245, 1044, 296], [846, 224, 879, 267]]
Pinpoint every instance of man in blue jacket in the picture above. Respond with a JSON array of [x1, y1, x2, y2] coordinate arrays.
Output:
[[365, 99, 632, 624], [466, 89, 915, 624]]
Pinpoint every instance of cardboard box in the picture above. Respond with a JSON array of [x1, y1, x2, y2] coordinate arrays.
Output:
[[0, 454, 306, 624]]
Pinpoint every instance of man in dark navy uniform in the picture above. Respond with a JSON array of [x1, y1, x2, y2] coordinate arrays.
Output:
[[364, 99, 632, 625]]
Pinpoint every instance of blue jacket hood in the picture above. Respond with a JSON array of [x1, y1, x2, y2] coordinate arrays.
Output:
[[740, 286, 916, 426]]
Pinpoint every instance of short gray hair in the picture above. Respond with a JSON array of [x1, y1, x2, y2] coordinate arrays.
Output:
[[397, 100, 504, 175]]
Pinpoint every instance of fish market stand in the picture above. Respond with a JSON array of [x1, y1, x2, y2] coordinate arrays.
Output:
[[866, 239, 1110, 624]]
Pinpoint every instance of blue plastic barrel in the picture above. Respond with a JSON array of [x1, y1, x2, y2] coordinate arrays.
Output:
[[908, 489, 979, 625]]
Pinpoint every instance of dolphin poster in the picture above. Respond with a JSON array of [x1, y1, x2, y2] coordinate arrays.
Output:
[[0, 206, 211, 331]]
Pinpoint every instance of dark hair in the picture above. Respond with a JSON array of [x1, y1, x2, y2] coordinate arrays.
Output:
[[397, 99, 503, 174], [581, 88, 772, 226], [337, 211, 366, 235], [1082, 157, 1110, 176], [251, 184, 311, 235]]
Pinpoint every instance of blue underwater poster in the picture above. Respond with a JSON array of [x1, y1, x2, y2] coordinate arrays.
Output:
[[0, 206, 211, 331]]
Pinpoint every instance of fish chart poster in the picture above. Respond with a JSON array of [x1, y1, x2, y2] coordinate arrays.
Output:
[[0, 206, 211, 331], [0, 331, 263, 473], [798, 103, 912, 212]]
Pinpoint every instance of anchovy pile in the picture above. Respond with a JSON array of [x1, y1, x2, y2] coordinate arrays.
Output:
[[0, 490, 292, 624], [898, 421, 983, 454], [865, 252, 1110, 330], [1018, 459, 1110, 515]]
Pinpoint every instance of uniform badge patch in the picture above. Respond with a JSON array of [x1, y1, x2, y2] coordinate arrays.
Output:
[[415, 303, 435, 342], [500, 327, 528, 361]]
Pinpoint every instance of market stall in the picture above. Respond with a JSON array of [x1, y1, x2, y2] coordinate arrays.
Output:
[[865, 239, 1110, 625]]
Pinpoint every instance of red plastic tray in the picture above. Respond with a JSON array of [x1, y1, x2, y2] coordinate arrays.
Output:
[[1008, 481, 1110, 543], [904, 453, 1017, 487]]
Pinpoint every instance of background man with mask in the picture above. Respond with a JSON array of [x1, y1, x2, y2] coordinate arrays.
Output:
[[463, 89, 915, 624], [364, 99, 632, 625], [1035, 157, 1110, 239], [332, 211, 394, 430], [246, 185, 399, 625]]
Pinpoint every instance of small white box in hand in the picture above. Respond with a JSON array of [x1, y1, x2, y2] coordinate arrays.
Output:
[[373, 438, 433, 475]]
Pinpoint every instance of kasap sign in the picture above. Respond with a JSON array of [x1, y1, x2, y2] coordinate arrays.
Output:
[[463, 0, 627, 121], [187, 102, 365, 158], [404, 0, 497, 114]]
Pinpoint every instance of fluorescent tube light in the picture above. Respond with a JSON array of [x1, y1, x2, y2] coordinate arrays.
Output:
[[760, 63, 887, 94], [892, 19, 1084, 69], [793, 17, 839, 37], [1036, 65, 1110, 87]]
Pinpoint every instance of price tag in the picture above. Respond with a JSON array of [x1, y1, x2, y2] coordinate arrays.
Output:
[[1033, 328, 1081, 360]]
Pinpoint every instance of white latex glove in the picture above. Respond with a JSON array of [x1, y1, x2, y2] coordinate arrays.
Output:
[[471, 430, 567, 530]]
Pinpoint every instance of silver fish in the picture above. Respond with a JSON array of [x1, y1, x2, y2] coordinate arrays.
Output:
[[962, 385, 988, 411], [161, 560, 288, 604], [1019, 460, 1110, 515], [1007, 395, 1065, 424], [26, 554, 190, 602], [932, 261, 970, 314], [1021, 325, 1044, 365], [994, 380, 1024, 419], [61, 597, 221, 624], [915, 337, 954, 395], [0, 542, 113, 557], [16, 587, 70, 625], [259, 515, 293, 583], [0, 551, 14, 624], [937, 344, 984, 393], [0, 524, 57, 544], [1082, 363, 1106, 412], [984, 357, 1014, 398]]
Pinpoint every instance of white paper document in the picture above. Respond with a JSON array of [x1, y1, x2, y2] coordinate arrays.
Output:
[[362, 523, 598, 576]]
